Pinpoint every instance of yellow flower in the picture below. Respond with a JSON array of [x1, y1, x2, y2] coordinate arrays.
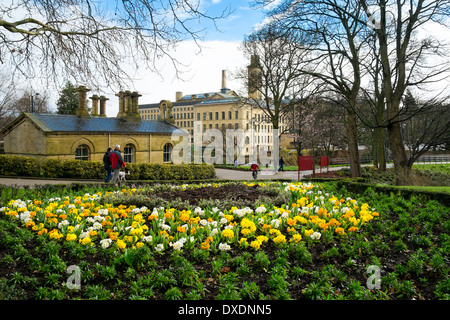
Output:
[[348, 226, 359, 233], [291, 234, 302, 243], [273, 234, 286, 244], [304, 229, 314, 237], [135, 242, 144, 248], [66, 233, 77, 241], [256, 235, 268, 243], [80, 237, 91, 245], [222, 229, 234, 238], [224, 214, 234, 222], [117, 239, 126, 250], [250, 240, 261, 250]]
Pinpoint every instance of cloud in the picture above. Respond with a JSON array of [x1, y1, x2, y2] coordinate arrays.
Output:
[[102, 40, 248, 117]]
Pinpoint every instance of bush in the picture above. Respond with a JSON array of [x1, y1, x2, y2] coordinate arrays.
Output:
[[0, 155, 216, 181]]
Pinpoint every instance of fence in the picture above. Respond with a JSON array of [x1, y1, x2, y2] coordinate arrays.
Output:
[[329, 154, 450, 166]]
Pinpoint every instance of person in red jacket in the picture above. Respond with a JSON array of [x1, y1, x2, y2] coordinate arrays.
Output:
[[250, 162, 259, 180], [109, 144, 126, 183]]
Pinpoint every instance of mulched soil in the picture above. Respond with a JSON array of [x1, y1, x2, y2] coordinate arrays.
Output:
[[153, 184, 278, 207]]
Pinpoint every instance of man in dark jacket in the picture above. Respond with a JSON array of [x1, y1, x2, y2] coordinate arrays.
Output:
[[103, 147, 113, 183], [109, 145, 126, 183], [279, 156, 285, 172]]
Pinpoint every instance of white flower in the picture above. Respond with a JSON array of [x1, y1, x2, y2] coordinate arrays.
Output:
[[92, 222, 103, 230], [281, 211, 290, 219], [79, 231, 90, 239], [142, 235, 153, 243], [19, 211, 31, 223], [194, 207, 204, 216], [100, 238, 112, 249], [270, 219, 280, 228], [58, 220, 70, 229], [209, 228, 219, 237], [212, 207, 220, 213], [98, 208, 109, 216], [255, 206, 267, 214], [310, 231, 321, 240], [219, 218, 228, 225], [155, 243, 164, 252], [200, 219, 208, 226], [219, 243, 231, 251]]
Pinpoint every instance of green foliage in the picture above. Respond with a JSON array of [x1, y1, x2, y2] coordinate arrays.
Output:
[[0, 155, 216, 181], [56, 81, 79, 115]]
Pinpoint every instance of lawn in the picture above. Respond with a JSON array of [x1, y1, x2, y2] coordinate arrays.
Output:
[[0, 180, 448, 302]]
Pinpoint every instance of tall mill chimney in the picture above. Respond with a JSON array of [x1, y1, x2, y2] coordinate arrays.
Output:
[[221, 70, 227, 89]]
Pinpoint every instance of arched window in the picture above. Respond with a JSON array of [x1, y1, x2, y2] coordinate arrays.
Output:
[[163, 143, 172, 163], [75, 145, 89, 161], [124, 144, 135, 163]]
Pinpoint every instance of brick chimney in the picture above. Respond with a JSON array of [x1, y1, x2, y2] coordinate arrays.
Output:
[[76, 86, 91, 117]]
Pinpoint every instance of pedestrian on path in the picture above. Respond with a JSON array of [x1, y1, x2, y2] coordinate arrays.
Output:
[[109, 145, 126, 183], [103, 147, 113, 183]]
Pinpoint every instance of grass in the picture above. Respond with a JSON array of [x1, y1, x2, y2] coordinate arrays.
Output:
[[384, 185, 450, 194]]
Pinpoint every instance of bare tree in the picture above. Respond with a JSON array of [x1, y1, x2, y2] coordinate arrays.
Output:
[[0, 0, 230, 89], [360, 0, 450, 184], [401, 90, 450, 166], [255, 0, 450, 184], [238, 24, 314, 172], [256, 0, 373, 177]]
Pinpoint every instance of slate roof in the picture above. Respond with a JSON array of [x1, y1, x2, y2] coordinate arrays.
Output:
[[4, 113, 186, 135]]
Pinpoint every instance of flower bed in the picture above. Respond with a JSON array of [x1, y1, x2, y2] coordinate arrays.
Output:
[[0, 182, 378, 254], [0, 181, 448, 301]]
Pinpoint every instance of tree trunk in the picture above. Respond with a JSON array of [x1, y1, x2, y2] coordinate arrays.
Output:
[[376, 127, 387, 171], [347, 110, 361, 177], [387, 121, 411, 185]]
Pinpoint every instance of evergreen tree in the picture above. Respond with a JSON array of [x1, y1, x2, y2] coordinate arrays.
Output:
[[56, 81, 78, 115]]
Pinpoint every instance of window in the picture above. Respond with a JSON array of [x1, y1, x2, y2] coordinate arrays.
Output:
[[228, 111, 232, 120], [222, 111, 225, 120], [197, 113, 200, 121], [235, 111, 239, 119], [215, 112, 219, 120], [124, 144, 135, 163], [75, 145, 89, 161], [163, 143, 172, 163]]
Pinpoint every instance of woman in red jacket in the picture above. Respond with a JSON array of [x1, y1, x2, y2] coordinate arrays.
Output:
[[109, 145, 126, 183]]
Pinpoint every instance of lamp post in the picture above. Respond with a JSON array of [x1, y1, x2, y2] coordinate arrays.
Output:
[[31, 93, 40, 113]]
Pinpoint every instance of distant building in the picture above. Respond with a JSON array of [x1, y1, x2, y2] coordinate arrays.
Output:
[[139, 57, 289, 160], [1, 87, 185, 163]]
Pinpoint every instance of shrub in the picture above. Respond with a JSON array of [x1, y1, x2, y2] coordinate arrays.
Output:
[[0, 155, 216, 181]]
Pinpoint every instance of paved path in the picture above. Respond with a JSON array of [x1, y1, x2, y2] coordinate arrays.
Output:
[[0, 166, 345, 187]]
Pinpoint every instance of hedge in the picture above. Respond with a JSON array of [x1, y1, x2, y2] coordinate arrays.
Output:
[[335, 179, 450, 206], [0, 155, 216, 181]]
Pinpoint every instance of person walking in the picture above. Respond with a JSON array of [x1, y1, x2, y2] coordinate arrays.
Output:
[[109, 145, 126, 184], [103, 147, 113, 183], [279, 156, 285, 172]]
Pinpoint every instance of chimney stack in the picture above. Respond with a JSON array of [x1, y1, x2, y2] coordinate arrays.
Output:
[[221, 70, 227, 89], [99, 96, 109, 117], [89, 95, 99, 116], [76, 86, 91, 117]]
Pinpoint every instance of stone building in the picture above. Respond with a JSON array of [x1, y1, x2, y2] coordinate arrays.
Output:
[[1, 87, 185, 163], [139, 57, 289, 158]]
